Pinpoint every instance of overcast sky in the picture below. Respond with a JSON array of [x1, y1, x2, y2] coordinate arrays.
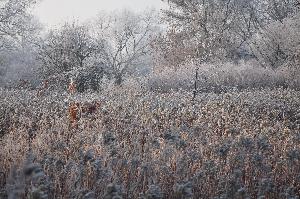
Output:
[[33, 0, 166, 28]]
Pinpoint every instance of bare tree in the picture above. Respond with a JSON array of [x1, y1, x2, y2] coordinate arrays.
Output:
[[93, 10, 159, 85], [156, 0, 263, 66]]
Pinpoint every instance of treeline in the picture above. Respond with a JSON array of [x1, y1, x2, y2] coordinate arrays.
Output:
[[0, 0, 299, 92], [0, 0, 159, 91]]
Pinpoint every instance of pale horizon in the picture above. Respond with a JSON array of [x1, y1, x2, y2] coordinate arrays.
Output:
[[33, 0, 167, 28]]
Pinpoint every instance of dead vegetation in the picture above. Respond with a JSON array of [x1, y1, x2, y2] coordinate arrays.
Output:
[[0, 87, 299, 198]]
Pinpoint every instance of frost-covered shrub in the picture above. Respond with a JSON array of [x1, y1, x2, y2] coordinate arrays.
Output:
[[104, 184, 123, 199], [75, 65, 106, 93], [173, 181, 193, 199], [250, 13, 300, 71], [5, 152, 51, 199], [141, 184, 163, 199], [147, 61, 299, 92]]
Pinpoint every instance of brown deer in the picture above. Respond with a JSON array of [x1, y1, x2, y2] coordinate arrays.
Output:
[[81, 101, 101, 116], [68, 102, 80, 129], [68, 101, 102, 128]]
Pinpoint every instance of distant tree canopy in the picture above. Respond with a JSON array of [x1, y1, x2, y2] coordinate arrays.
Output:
[[1, 0, 298, 91], [155, 0, 300, 68], [36, 10, 159, 91], [0, 0, 40, 85], [0, 0, 38, 49]]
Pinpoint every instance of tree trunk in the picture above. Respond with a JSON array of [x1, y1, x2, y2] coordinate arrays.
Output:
[[193, 68, 199, 100]]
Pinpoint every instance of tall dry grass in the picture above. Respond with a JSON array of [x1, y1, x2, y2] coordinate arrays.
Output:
[[0, 85, 299, 198]]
